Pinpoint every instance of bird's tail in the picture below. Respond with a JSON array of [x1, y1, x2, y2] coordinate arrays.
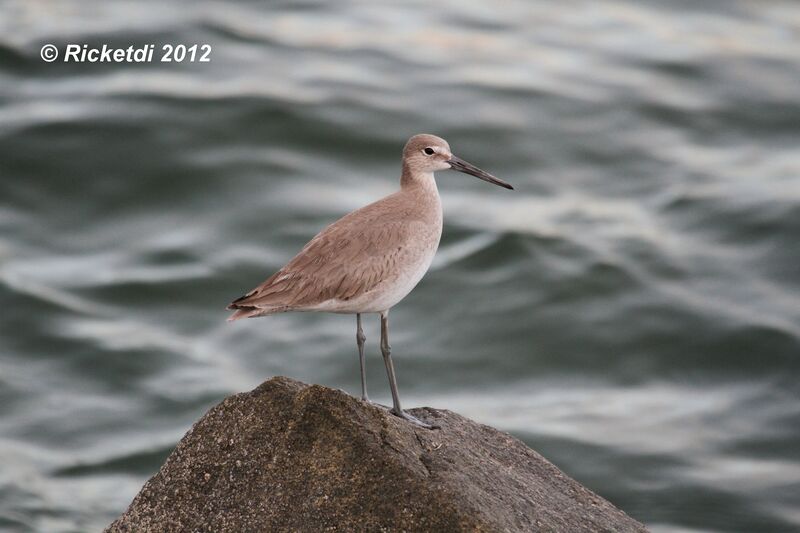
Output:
[[227, 307, 258, 322], [226, 304, 290, 322]]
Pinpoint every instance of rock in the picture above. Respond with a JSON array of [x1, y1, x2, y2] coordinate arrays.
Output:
[[106, 377, 647, 532]]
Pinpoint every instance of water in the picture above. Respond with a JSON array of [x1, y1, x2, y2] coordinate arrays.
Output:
[[1, 1, 799, 531]]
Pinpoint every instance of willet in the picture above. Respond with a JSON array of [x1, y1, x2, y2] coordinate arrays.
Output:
[[227, 134, 513, 428]]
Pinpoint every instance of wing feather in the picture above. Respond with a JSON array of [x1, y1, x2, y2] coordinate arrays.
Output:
[[227, 192, 422, 316]]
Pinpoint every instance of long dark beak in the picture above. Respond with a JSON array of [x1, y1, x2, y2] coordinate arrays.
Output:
[[447, 156, 514, 190]]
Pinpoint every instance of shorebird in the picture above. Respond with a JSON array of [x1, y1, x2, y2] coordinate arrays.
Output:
[[227, 134, 513, 428]]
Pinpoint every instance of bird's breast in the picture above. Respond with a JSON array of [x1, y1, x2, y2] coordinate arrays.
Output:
[[354, 223, 440, 313]]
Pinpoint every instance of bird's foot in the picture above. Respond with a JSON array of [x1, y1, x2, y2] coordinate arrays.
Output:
[[361, 398, 390, 411], [390, 408, 439, 430]]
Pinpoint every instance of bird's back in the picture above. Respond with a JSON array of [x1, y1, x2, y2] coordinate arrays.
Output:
[[228, 183, 442, 319]]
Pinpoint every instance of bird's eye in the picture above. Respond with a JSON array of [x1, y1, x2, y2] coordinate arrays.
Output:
[[423, 147, 435, 155]]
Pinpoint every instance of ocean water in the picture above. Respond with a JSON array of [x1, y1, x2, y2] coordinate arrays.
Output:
[[1, 1, 799, 531]]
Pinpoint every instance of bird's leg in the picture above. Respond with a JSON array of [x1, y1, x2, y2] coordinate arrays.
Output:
[[356, 313, 369, 402], [379, 311, 434, 429]]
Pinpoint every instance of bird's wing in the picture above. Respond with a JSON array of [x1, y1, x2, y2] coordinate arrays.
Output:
[[228, 194, 418, 313]]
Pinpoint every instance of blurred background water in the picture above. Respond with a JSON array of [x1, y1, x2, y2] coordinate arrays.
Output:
[[1, 0, 799, 531]]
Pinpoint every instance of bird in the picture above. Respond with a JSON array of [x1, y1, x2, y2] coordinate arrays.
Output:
[[227, 134, 513, 428]]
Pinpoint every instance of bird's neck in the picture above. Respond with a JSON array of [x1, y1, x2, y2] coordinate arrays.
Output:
[[400, 164, 439, 197], [400, 167, 442, 225]]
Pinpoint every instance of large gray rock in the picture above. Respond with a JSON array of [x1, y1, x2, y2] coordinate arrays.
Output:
[[107, 376, 647, 532]]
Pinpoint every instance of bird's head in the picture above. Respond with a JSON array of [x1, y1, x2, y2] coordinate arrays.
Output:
[[401, 133, 513, 190]]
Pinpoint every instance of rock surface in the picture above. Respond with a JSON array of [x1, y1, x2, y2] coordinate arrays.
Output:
[[107, 376, 647, 532]]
